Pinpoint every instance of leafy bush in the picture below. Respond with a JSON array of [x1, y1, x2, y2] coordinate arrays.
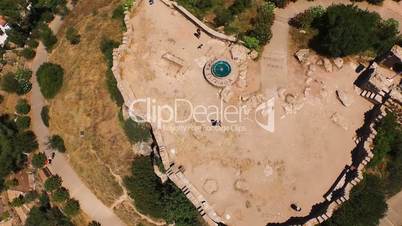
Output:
[[36, 24, 58, 51], [44, 175, 62, 192], [247, 2, 275, 45], [10, 195, 25, 207], [63, 199, 80, 216], [26, 205, 72, 226], [52, 187, 70, 203], [27, 39, 39, 48], [322, 174, 387, 226], [100, 38, 124, 106], [32, 152, 47, 168], [21, 48, 36, 60], [37, 63, 64, 99], [15, 68, 33, 95], [310, 4, 399, 57], [0, 73, 19, 93], [289, 6, 325, 29], [48, 135, 66, 152], [119, 111, 151, 144], [112, 5, 126, 31], [124, 156, 202, 226], [15, 99, 31, 115], [41, 106, 50, 127], [242, 35, 260, 50], [66, 27, 80, 45], [24, 191, 39, 203], [367, 0, 384, 4], [16, 115, 31, 130]]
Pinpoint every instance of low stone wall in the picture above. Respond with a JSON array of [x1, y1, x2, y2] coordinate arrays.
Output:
[[112, 2, 223, 225]]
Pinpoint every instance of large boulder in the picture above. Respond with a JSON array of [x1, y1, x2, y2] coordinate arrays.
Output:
[[295, 49, 310, 63], [333, 58, 344, 69], [323, 58, 333, 72]]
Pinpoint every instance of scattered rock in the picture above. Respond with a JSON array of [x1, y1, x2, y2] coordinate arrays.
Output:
[[305, 77, 313, 85], [249, 50, 259, 60], [336, 90, 352, 107], [285, 94, 296, 104], [304, 87, 311, 97], [230, 44, 249, 62], [308, 64, 317, 72], [295, 49, 310, 63], [234, 179, 249, 192], [331, 112, 348, 130], [333, 58, 344, 69], [277, 88, 287, 99], [323, 58, 333, 72], [236, 77, 247, 89], [221, 86, 234, 103], [203, 179, 218, 194], [316, 58, 324, 66], [306, 69, 314, 77], [136, 142, 153, 156]]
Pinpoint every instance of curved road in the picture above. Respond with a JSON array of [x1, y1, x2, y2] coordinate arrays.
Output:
[[28, 15, 125, 226]]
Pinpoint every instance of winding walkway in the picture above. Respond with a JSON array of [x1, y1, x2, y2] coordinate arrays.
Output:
[[28, 14, 125, 226]]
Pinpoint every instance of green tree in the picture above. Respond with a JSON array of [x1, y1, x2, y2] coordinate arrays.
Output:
[[24, 191, 39, 203], [48, 135, 66, 152], [36, 63, 64, 99], [15, 116, 31, 130], [21, 48, 36, 60], [52, 187, 70, 203], [44, 175, 62, 192], [63, 198, 80, 216], [0, 73, 19, 93], [32, 152, 47, 168], [15, 99, 31, 115], [15, 68, 33, 95], [14, 130, 38, 153], [10, 195, 25, 207], [242, 36, 260, 50], [26, 206, 73, 226], [248, 2, 275, 45], [66, 27, 80, 45], [322, 174, 387, 226], [311, 4, 385, 57], [119, 112, 151, 144]]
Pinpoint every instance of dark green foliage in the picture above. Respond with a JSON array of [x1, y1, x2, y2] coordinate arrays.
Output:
[[118, 111, 151, 144], [321, 174, 387, 226], [36, 63, 64, 99], [0, 114, 38, 190], [15, 99, 31, 115], [31, 152, 47, 168], [66, 27, 80, 45], [63, 198, 80, 216], [247, 2, 275, 46], [176, 0, 215, 18], [21, 48, 36, 60], [15, 68, 33, 95], [44, 175, 62, 192], [289, 6, 325, 30], [269, 0, 291, 8], [367, 0, 384, 4], [124, 156, 202, 226], [48, 135, 66, 152], [310, 4, 400, 57], [100, 38, 124, 106], [10, 195, 25, 207], [35, 24, 58, 51], [88, 221, 101, 226], [112, 5, 126, 31], [52, 187, 70, 203], [0, 73, 19, 93], [26, 206, 73, 226], [24, 191, 39, 203], [27, 39, 39, 48], [213, 8, 234, 27], [0, 95, 3, 104], [41, 106, 50, 127], [16, 116, 31, 130]]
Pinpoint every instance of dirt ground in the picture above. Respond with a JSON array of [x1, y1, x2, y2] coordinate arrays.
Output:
[[114, 1, 402, 225]]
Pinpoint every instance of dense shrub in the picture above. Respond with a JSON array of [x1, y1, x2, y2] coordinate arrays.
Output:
[[32, 152, 47, 169], [15, 99, 31, 115], [322, 174, 387, 226], [247, 2, 275, 46], [242, 36, 260, 50], [367, 0, 384, 4], [124, 156, 202, 226], [41, 106, 50, 127], [44, 175, 62, 192], [15, 115, 31, 130], [15, 68, 33, 95], [310, 4, 399, 57], [26, 205, 73, 226], [21, 48, 36, 60], [66, 27, 80, 45], [48, 135, 66, 152], [0, 73, 19, 93], [119, 111, 151, 144], [35, 24, 58, 51], [37, 63, 64, 99], [289, 6, 325, 30], [52, 187, 70, 203], [112, 5, 126, 31], [100, 38, 124, 106], [63, 199, 80, 216]]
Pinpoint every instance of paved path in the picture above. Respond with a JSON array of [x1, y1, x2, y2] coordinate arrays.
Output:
[[380, 191, 402, 226], [28, 15, 126, 226]]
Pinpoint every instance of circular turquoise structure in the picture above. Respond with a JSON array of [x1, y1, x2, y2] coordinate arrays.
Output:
[[211, 60, 232, 78]]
